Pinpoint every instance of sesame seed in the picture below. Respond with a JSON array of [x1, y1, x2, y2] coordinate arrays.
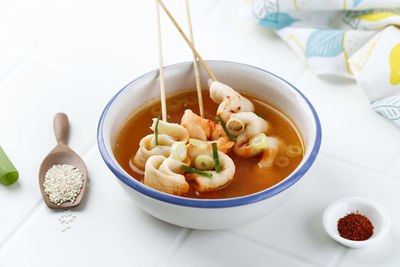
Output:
[[59, 209, 77, 232], [43, 164, 83, 206]]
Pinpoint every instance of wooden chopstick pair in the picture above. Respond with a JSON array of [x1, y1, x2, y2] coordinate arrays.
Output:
[[156, 0, 217, 121]]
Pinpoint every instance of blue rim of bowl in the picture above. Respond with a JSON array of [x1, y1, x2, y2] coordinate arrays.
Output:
[[97, 60, 322, 208]]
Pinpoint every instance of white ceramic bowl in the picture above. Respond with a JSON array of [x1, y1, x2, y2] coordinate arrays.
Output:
[[98, 61, 321, 230], [323, 197, 390, 248]]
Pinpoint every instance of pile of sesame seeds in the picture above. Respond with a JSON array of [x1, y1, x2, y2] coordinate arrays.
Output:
[[43, 164, 84, 206]]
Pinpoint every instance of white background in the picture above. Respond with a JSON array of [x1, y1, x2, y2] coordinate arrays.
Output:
[[1, 0, 399, 266]]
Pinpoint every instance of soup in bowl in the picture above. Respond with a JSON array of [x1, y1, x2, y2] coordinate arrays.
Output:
[[97, 61, 321, 230]]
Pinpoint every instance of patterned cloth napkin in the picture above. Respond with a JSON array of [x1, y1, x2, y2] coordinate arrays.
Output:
[[251, 0, 400, 126]]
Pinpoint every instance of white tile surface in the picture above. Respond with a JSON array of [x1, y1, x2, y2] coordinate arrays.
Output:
[[83, 145, 132, 202], [0, 46, 24, 80], [0, 150, 41, 245], [0, 57, 112, 163], [387, 151, 400, 180], [30, 0, 221, 89], [339, 178, 400, 267], [0, 186, 184, 267], [232, 154, 385, 266], [174, 0, 305, 82], [165, 231, 313, 267], [295, 69, 400, 173], [0, 0, 399, 266], [0, 0, 85, 52]]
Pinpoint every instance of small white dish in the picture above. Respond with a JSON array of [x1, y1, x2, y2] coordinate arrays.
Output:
[[323, 196, 390, 249]]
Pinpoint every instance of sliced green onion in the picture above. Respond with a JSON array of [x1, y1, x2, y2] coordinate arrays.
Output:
[[181, 165, 212, 178], [170, 142, 187, 161], [189, 138, 207, 149], [0, 146, 19, 185], [212, 142, 221, 173], [275, 156, 290, 168], [154, 116, 160, 146], [183, 96, 198, 106], [249, 133, 268, 149], [215, 116, 236, 141], [194, 155, 215, 171], [167, 99, 183, 112], [150, 105, 162, 117], [286, 145, 303, 157], [256, 113, 265, 119]]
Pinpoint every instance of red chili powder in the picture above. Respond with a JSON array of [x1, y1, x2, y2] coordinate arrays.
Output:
[[337, 211, 374, 241]]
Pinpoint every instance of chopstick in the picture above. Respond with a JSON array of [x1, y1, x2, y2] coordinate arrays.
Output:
[[158, 0, 217, 82], [185, 0, 204, 117], [156, 0, 167, 122]]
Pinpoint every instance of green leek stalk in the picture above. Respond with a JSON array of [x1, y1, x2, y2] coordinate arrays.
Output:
[[0, 146, 19, 185]]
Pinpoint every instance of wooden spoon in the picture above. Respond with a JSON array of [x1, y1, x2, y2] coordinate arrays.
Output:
[[38, 113, 88, 209]]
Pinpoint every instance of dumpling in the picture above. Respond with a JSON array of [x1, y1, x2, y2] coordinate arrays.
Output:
[[133, 134, 171, 169], [226, 112, 270, 141], [133, 119, 189, 169], [235, 133, 283, 166], [185, 145, 235, 192], [209, 81, 254, 122], [227, 112, 283, 168], [150, 118, 189, 142], [144, 155, 189, 195], [181, 109, 234, 153]]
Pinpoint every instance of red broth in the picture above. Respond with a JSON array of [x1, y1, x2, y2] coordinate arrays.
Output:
[[113, 90, 304, 199]]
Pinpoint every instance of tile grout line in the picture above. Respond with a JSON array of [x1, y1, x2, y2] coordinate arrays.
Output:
[[383, 147, 400, 177], [371, 176, 392, 201], [228, 231, 324, 267], [0, 199, 43, 252], [153, 228, 192, 267], [319, 152, 393, 200], [329, 247, 348, 267], [0, 52, 27, 83], [291, 65, 310, 85], [81, 139, 99, 160]]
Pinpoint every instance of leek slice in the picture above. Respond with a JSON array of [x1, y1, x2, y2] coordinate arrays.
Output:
[[194, 155, 214, 171], [183, 96, 197, 106], [170, 142, 187, 161], [150, 105, 162, 117], [189, 138, 207, 149], [249, 133, 268, 149], [275, 156, 290, 167], [286, 145, 303, 157], [166, 99, 183, 112]]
